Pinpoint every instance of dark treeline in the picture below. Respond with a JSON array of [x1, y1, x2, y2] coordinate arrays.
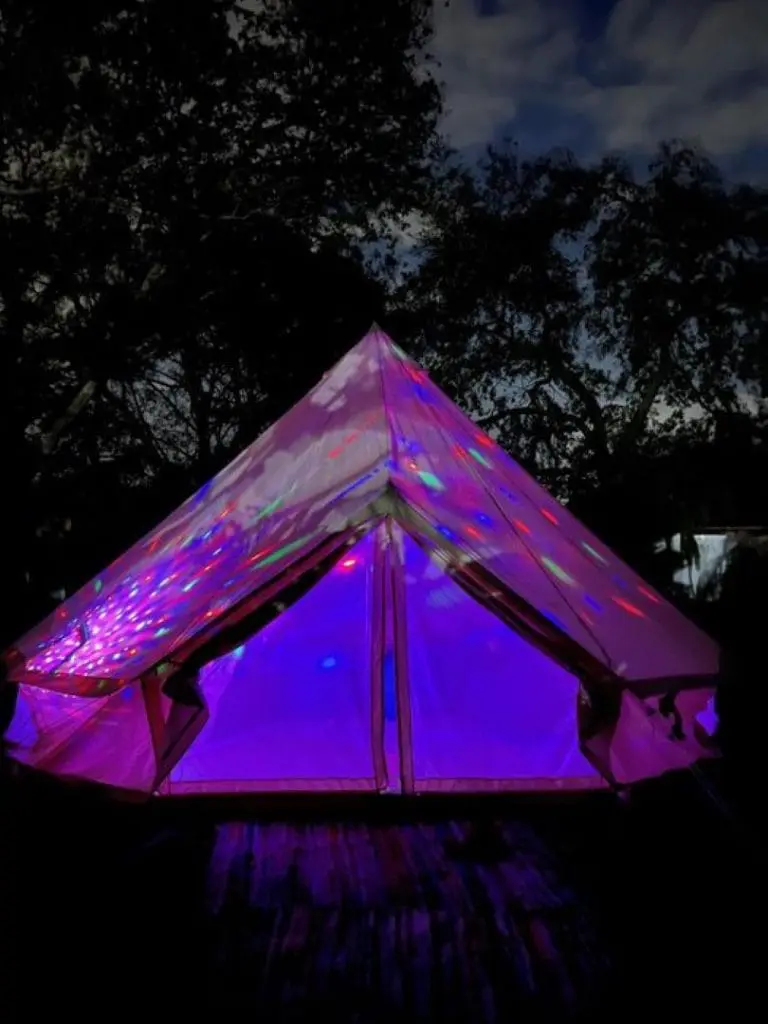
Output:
[[2, 0, 767, 654]]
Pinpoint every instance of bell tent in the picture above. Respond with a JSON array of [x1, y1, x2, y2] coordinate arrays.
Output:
[[3, 327, 720, 797]]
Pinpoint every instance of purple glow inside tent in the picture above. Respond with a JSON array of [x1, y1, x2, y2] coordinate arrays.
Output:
[[3, 327, 721, 797], [401, 533, 600, 790], [169, 534, 378, 793]]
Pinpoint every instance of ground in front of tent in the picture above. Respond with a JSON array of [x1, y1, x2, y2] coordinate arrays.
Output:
[[1, 768, 759, 1019]]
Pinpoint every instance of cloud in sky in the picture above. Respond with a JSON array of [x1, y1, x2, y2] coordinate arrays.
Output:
[[433, 0, 768, 174]]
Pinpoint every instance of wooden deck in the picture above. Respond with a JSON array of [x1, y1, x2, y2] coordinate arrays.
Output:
[[1, 777, 760, 1019]]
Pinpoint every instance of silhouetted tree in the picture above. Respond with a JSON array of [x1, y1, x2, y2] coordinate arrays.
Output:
[[0, 0, 443, 638], [397, 141, 768, 587]]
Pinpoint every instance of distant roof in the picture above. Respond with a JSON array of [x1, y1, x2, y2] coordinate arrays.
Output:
[[694, 525, 768, 535]]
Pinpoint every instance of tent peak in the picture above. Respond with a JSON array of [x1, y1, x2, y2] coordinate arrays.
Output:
[[363, 322, 393, 346], [355, 322, 399, 363]]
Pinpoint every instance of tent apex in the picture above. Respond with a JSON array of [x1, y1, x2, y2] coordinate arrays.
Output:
[[362, 321, 395, 354]]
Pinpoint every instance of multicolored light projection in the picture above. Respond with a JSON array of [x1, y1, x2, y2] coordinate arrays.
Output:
[[381, 335, 718, 681]]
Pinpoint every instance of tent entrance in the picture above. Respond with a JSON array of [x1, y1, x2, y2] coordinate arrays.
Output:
[[166, 530, 384, 794], [395, 526, 600, 792], [164, 520, 601, 796]]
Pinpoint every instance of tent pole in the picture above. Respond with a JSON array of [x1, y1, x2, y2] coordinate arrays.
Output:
[[388, 520, 415, 795], [370, 523, 388, 792]]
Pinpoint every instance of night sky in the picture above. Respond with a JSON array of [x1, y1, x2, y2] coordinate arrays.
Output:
[[433, 0, 768, 181]]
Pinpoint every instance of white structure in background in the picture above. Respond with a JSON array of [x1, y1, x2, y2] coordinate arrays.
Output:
[[670, 528, 768, 596], [671, 533, 732, 593]]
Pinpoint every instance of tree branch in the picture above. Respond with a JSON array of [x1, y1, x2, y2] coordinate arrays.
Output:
[[617, 350, 673, 451], [41, 379, 98, 454]]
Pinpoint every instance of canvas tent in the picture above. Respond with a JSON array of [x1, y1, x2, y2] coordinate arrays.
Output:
[[3, 328, 720, 797]]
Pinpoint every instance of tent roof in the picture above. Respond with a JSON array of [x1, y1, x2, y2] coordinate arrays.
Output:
[[4, 327, 720, 696]]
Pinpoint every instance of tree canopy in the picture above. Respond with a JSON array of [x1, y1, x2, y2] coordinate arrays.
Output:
[[396, 141, 768, 584]]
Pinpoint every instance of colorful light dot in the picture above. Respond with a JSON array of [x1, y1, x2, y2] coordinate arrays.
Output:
[[254, 495, 282, 521], [468, 448, 492, 468], [638, 585, 660, 604], [475, 512, 493, 526], [612, 596, 645, 618], [250, 536, 309, 570], [94, 579, 103, 593], [192, 479, 213, 507], [584, 594, 602, 613], [418, 471, 445, 491], [437, 525, 458, 542], [541, 508, 559, 525], [582, 542, 608, 565], [541, 556, 576, 586], [513, 518, 531, 535], [233, 645, 246, 659], [320, 656, 337, 669], [248, 545, 275, 564], [476, 433, 494, 448], [335, 468, 381, 502]]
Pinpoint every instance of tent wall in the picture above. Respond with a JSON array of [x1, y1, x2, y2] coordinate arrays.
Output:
[[6, 683, 158, 792], [591, 687, 717, 786]]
